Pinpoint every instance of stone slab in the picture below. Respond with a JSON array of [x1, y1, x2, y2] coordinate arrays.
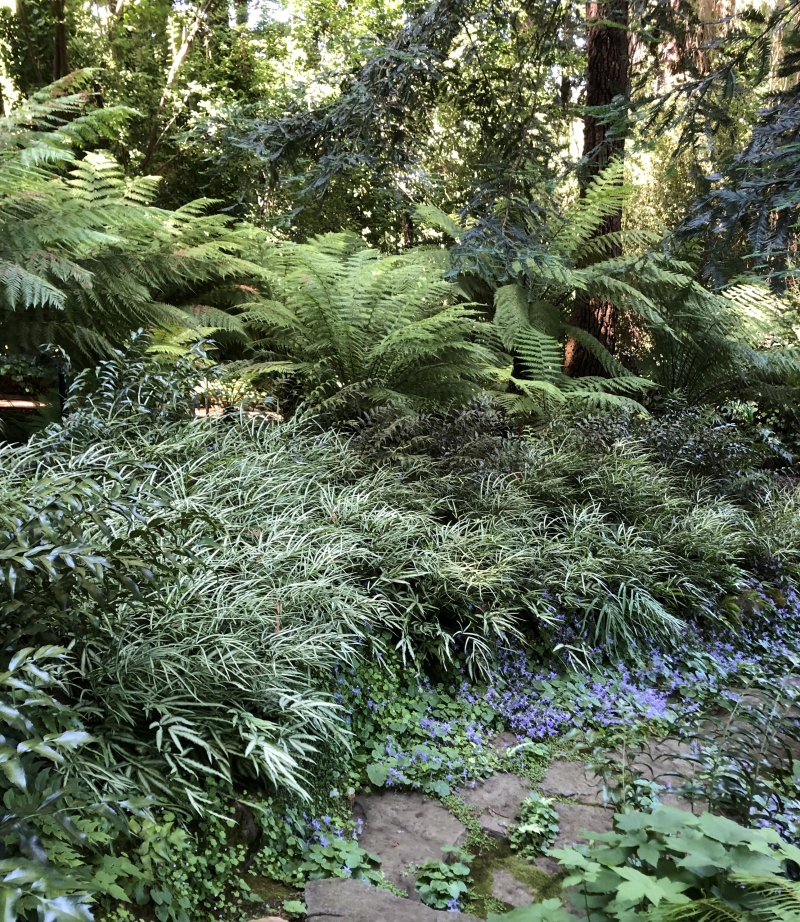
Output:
[[306, 878, 482, 922], [534, 803, 614, 876], [353, 791, 467, 899], [539, 761, 606, 805], [492, 731, 519, 753], [455, 773, 532, 838], [491, 869, 534, 908]]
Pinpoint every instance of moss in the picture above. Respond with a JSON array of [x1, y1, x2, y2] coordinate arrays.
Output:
[[243, 873, 299, 907], [466, 838, 565, 919]]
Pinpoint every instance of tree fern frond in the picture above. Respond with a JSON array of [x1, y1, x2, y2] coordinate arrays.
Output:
[[552, 159, 628, 257], [244, 234, 504, 418], [494, 284, 531, 350], [561, 324, 633, 378], [0, 82, 270, 359], [414, 204, 466, 242], [514, 325, 564, 383]]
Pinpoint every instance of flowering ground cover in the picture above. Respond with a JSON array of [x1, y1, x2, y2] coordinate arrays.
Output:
[[331, 579, 800, 854]]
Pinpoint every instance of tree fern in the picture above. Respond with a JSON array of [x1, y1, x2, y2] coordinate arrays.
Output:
[[240, 232, 502, 418], [419, 160, 800, 416], [0, 75, 267, 360]]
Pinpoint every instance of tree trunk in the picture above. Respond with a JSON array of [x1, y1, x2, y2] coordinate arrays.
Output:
[[564, 0, 629, 378], [52, 0, 69, 80], [141, 0, 215, 169]]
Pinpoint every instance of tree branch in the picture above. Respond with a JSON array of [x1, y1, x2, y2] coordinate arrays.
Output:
[[141, 0, 214, 168]]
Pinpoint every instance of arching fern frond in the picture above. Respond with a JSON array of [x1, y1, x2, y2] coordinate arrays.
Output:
[[240, 234, 503, 419], [0, 80, 269, 361]]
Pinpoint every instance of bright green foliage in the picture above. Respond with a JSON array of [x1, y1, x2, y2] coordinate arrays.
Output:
[[414, 846, 473, 911], [243, 232, 501, 418], [248, 799, 368, 888], [106, 798, 255, 922], [492, 807, 800, 922], [338, 652, 502, 796], [0, 77, 265, 358], [299, 840, 383, 885], [509, 793, 560, 858]]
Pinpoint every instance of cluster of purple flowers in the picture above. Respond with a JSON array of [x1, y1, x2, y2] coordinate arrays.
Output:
[[303, 811, 357, 847], [479, 579, 800, 743], [336, 579, 800, 805]]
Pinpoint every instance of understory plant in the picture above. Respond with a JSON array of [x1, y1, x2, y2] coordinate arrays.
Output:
[[1, 646, 103, 922], [509, 794, 561, 858], [492, 807, 800, 922], [414, 845, 473, 911]]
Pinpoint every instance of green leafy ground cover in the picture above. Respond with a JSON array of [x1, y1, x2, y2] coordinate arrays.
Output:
[[3, 346, 800, 922]]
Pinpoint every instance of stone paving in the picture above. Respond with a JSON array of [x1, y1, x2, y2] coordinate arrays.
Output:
[[352, 790, 468, 899], [455, 772, 532, 838], [301, 754, 619, 920], [244, 732, 717, 921], [305, 878, 483, 922]]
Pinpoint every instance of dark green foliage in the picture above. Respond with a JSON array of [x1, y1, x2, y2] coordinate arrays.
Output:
[[414, 845, 473, 911], [350, 397, 524, 471], [547, 401, 793, 501], [492, 808, 800, 922], [419, 165, 789, 418], [682, 88, 800, 288]]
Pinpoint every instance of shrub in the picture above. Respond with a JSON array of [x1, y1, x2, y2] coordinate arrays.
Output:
[[491, 807, 800, 922], [0, 646, 142, 922]]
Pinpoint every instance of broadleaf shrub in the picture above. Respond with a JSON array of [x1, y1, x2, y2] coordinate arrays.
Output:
[[491, 807, 800, 922]]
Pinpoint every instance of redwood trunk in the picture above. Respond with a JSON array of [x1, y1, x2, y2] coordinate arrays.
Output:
[[53, 0, 69, 80], [564, 0, 629, 378]]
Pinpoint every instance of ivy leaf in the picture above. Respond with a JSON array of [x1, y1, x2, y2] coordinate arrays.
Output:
[[547, 847, 594, 869], [667, 834, 730, 869], [487, 897, 581, 922], [427, 779, 450, 797], [726, 846, 783, 876], [647, 807, 700, 835]]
